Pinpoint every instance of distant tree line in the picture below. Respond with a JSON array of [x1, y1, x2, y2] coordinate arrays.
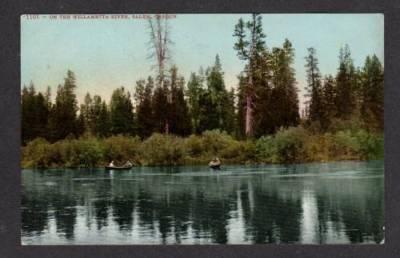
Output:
[[233, 14, 383, 138], [304, 45, 383, 132], [21, 55, 236, 144], [21, 14, 383, 145]]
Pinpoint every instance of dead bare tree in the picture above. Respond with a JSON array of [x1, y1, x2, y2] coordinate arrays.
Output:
[[147, 14, 172, 133]]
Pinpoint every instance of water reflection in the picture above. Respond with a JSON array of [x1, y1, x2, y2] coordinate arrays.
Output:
[[21, 161, 384, 244]]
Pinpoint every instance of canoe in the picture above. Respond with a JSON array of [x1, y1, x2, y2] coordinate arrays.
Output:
[[105, 165, 133, 170], [209, 164, 221, 170]]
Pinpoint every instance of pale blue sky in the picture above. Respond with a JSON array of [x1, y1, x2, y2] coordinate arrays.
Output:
[[21, 14, 383, 109]]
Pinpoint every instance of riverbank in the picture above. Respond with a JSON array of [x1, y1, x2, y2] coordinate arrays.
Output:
[[21, 127, 383, 169]]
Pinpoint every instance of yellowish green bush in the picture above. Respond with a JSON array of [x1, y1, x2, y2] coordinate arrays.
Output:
[[21, 127, 384, 168], [201, 130, 234, 155], [140, 133, 185, 165], [256, 135, 277, 163], [354, 129, 384, 160], [254, 127, 383, 164], [103, 135, 141, 164], [22, 138, 53, 168], [256, 127, 309, 164], [184, 134, 205, 158], [305, 134, 335, 162], [184, 130, 257, 164], [70, 138, 105, 167]]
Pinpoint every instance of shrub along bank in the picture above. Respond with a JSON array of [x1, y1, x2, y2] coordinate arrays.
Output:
[[21, 128, 383, 168]]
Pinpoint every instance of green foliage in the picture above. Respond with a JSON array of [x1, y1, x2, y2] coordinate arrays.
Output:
[[48, 70, 80, 141], [168, 66, 192, 136], [103, 135, 141, 164], [302, 46, 383, 135], [183, 130, 256, 164], [256, 127, 308, 163], [187, 72, 204, 134], [79, 94, 110, 137], [255, 126, 384, 164], [305, 47, 324, 125], [236, 75, 247, 138], [22, 50, 382, 146], [21, 83, 51, 144], [256, 136, 279, 163], [140, 133, 185, 165], [330, 130, 361, 159], [184, 134, 205, 157], [233, 14, 268, 137], [320, 75, 336, 129], [360, 55, 384, 131], [64, 138, 105, 167], [335, 44, 356, 120], [152, 84, 169, 133], [22, 136, 141, 168], [22, 125, 383, 169], [223, 88, 236, 134], [135, 77, 154, 138], [22, 138, 53, 168], [21, 24, 383, 167], [193, 56, 235, 135], [22, 137, 105, 168], [355, 130, 384, 160], [236, 37, 300, 138], [110, 87, 135, 135], [269, 40, 300, 130], [326, 116, 364, 133], [96, 98, 111, 137], [201, 130, 234, 155]]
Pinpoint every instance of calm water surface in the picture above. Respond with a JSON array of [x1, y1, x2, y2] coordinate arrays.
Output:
[[21, 161, 384, 244]]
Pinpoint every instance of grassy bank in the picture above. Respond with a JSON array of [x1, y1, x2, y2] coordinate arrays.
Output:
[[21, 128, 383, 169]]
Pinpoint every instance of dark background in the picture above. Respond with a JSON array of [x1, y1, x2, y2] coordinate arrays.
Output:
[[0, 0, 399, 257]]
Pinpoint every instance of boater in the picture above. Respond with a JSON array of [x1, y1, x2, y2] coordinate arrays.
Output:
[[209, 157, 221, 169], [109, 160, 115, 167]]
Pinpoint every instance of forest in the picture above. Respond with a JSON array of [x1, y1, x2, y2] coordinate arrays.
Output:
[[21, 14, 384, 168]]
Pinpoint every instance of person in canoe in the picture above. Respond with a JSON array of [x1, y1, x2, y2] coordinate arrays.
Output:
[[124, 160, 133, 167], [105, 160, 133, 170], [209, 157, 221, 170]]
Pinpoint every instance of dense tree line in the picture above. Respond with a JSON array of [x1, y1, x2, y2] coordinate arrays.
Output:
[[21, 49, 383, 145], [22, 14, 383, 145], [21, 83, 51, 142], [304, 45, 384, 132], [21, 56, 236, 144]]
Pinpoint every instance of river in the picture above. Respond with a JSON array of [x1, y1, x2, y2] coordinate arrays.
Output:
[[21, 161, 384, 244]]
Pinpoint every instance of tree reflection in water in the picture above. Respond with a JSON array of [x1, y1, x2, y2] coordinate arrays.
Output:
[[21, 161, 384, 244]]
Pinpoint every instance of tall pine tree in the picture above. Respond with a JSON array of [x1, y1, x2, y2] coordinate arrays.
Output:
[[305, 47, 324, 126], [335, 44, 355, 119], [135, 77, 155, 138], [80, 93, 93, 134], [360, 55, 384, 130], [48, 70, 79, 141], [234, 14, 266, 137], [321, 75, 336, 129], [168, 66, 192, 136], [152, 81, 169, 134], [187, 72, 204, 134], [109, 87, 135, 135]]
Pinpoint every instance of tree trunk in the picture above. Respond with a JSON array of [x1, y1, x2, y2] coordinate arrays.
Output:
[[165, 120, 169, 134], [245, 95, 253, 136], [245, 73, 253, 137]]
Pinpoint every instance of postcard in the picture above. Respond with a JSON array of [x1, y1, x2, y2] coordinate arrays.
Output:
[[20, 13, 384, 245]]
